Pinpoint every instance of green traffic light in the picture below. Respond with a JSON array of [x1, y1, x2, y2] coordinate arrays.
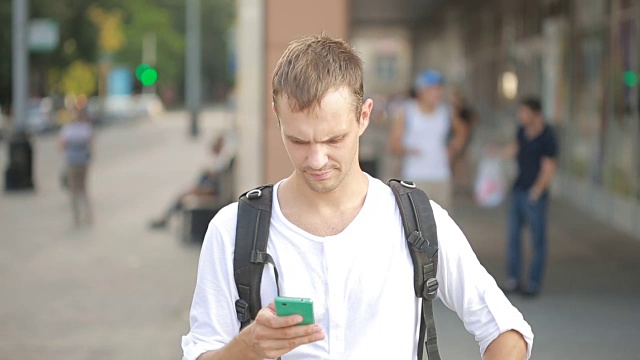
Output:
[[623, 71, 637, 87], [140, 68, 158, 86], [136, 64, 152, 80]]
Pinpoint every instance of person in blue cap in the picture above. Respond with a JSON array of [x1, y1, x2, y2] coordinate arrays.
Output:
[[390, 69, 464, 210]]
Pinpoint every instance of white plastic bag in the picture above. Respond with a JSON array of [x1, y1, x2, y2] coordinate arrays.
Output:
[[474, 153, 506, 207]]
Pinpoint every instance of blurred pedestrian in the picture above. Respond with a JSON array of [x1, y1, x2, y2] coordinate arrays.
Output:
[[150, 134, 234, 229], [389, 69, 465, 210], [449, 88, 477, 196], [58, 108, 94, 227], [501, 97, 558, 296]]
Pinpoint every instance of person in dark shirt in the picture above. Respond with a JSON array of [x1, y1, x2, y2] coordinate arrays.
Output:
[[502, 97, 558, 296]]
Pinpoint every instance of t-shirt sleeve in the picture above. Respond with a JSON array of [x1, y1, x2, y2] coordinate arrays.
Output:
[[543, 127, 558, 159], [433, 203, 534, 359], [181, 203, 241, 360]]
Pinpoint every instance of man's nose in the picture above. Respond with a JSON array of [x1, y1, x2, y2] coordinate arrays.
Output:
[[307, 144, 328, 170]]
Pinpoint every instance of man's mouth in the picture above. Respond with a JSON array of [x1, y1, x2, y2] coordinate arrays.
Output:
[[308, 170, 332, 181]]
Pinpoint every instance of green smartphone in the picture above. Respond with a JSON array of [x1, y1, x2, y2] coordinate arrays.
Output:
[[274, 296, 315, 325]]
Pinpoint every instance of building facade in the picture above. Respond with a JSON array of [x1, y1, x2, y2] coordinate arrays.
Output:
[[236, 0, 640, 239]]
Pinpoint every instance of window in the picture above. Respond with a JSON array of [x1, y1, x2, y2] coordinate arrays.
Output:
[[376, 54, 397, 83]]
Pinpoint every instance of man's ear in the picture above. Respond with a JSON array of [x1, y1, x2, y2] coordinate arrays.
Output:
[[272, 101, 280, 127], [358, 99, 373, 136]]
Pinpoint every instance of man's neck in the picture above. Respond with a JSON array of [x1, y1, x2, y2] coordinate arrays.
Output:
[[524, 118, 545, 138], [417, 100, 436, 114], [281, 168, 369, 214]]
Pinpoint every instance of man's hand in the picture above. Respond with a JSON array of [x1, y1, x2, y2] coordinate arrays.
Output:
[[240, 302, 325, 359], [528, 187, 543, 203]]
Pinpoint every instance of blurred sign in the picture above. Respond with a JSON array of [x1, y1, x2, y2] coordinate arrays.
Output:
[[29, 19, 59, 52], [108, 67, 133, 96]]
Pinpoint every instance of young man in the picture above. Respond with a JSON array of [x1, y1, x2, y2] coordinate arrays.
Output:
[[182, 34, 533, 359], [389, 69, 465, 210], [503, 97, 558, 297]]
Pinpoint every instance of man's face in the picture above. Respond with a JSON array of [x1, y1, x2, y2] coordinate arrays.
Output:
[[274, 87, 371, 193], [518, 105, 535, 126], [417, 85, 444, 107]]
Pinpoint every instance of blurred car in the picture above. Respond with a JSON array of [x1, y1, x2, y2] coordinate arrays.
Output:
[[133, 93, 165, 119], [87, 94, 165, 124], [25, 97, 56, 134]]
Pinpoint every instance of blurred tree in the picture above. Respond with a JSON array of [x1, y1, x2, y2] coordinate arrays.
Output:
[[25, 0, 100, 98], [201, 0, 236, 102], [59, 60, 97, 96], [0, 0, 236, 107], [112, 0, 184, 93], [87, 4, 126, 53]]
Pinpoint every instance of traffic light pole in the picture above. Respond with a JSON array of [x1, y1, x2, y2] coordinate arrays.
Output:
[[5, 0, 35, 192], [185, 0, 201, 138], [12, 0, 28, 132], [142, 32, 157, 94]]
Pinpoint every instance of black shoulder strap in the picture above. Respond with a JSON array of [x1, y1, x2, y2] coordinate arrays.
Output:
[[233, 185, 279, 330], [388, 179, 441, 360]]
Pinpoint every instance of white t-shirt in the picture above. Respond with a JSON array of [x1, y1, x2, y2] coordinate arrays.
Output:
[[181, 175, 533, 359], [402, 102, 451, 182], [60, 121, 93, 166]]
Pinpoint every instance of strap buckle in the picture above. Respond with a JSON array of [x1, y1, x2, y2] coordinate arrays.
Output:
[[408, 231, 426, 249], [235, 299, 251, 322], [400, 180, 417, 189], [250, 250, 267, 264], [423, 277, 439, 300], [246, 189, 262, 200]]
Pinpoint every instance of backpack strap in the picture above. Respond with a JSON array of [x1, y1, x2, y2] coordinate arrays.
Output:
[[388, 179, 441, 360], [233, 185, 279, 330]]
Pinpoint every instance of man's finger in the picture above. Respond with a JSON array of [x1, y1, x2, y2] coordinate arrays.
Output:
[[269, 324, 323, 340], [258, 331, 326, 354], [257, 305, 303, 329]]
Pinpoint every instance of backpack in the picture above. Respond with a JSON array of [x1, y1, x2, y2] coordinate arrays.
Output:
[[233, 179, 441, 360]]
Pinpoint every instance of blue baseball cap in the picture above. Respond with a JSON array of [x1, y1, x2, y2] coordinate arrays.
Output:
[[414, 69, 444, 89]]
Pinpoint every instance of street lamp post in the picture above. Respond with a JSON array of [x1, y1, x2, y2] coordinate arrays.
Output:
[[5, 0, 35, 192], [12, 0, 28, 132], [185, 0, 201, 138]]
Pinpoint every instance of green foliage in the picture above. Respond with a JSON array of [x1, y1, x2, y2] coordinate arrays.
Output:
[[201, 0, 237, 99], [0, 0, 236, 106], [113, 0, 184, 90]]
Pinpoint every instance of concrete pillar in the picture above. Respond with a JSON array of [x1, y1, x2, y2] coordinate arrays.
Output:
[[236, 0, 266, 193]]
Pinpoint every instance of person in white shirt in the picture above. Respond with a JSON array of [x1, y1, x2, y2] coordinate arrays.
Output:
[[150, 134, 234, 229], [182, 34, 533, 360], [59, 109, 94, 227], [390, 70, 466, 211]]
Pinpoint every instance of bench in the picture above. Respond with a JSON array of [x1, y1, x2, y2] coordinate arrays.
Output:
[[179, 158, 235, 244]]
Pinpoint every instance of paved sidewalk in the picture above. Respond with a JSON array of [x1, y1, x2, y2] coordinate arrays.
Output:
[[0, 109, 232, 359], [435, 195, 640, 359]]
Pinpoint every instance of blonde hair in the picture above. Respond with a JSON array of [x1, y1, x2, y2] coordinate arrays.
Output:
[[272, 33, 364, 119]]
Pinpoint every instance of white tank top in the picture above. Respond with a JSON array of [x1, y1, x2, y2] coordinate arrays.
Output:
[[401, 101, 451, 181]]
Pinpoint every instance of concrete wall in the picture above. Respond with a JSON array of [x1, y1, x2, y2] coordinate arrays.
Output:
[[412, 8, 467, 87], [264, 0, 350, 184], [350, 26, 413, 97]]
